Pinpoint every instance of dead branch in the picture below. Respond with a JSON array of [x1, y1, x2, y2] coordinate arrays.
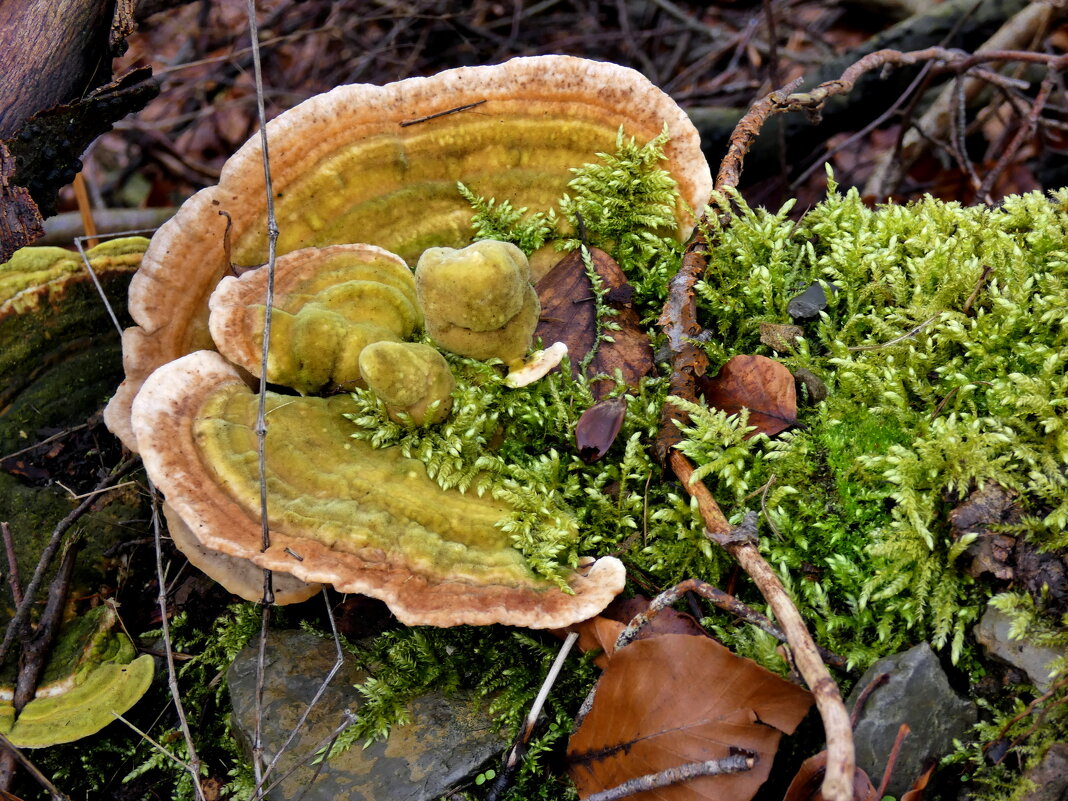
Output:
[[0, 732, 69, 801], [583, 754, 755, 801], [0, 535, 80, 794], [615, 578, 849, 671], [0, 456, 138, 666], [670, 452, 855, 801], [1, 523, 21, 606], [487, 632, 580, 801], [717, 46, 1068, 191]]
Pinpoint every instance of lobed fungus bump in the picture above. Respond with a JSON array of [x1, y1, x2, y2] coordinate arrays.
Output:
[[358, 341, 455, 426]]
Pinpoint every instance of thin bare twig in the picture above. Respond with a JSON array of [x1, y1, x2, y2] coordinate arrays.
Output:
[[487, 632, 579, 801], [246, 1, 279, 791], [847, 313, 941, 351], [978, 67, 1056, 200], [0, 732, 70, 800], [256, 590, 345, 793], [583, 754, 755, 801], [150, 486, 206, 801], [0, 423, 89, 463], [0, 457, 138, 666], [614, 577, 848, 670], [0, 523, 22, 607], [399, 100, 487, 127], [670, 453, 855, 801]]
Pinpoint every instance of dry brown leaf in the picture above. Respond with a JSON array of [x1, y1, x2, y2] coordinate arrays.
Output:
[[536, 247, 654, 399], [782, 751, 877, 801], [696, 354, 797, 437], [900, 763, 935, 801], [561, 594, 708, 668], [568, 633, 813, 801], [576, 397, 628, 463]]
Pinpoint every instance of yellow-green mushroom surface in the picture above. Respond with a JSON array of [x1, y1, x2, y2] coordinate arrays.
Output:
[[416, 240, 539, 365], [104, 55, 712, 453], [131, 351, 625, 628], [208, 244, 420, 393], [358, 341, 455, 426], [0, 605, 154, 747]]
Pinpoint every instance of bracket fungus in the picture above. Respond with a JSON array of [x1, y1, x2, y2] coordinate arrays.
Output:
[[208, 244, 420, 393], [0, 605, 153, 747], [132, 351, 625, 627], [104, 55, 712, 624], [104, 55, 711, 452]]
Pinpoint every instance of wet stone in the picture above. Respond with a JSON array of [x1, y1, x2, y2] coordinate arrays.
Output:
[[228, 631, 501, 801], [1018, 743, 1068, 801], [975, 605, 1063, 692], [846, 642, 976, 798], [786, 282, 835, 321]]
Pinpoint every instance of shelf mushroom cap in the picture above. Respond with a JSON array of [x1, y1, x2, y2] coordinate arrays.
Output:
[[208, 243, 420, 393], [104, 54, 713, 452], [132, 350, 626, 628]]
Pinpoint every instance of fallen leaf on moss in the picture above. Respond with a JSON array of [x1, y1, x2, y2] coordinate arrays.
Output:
[[575, 397, 628, 463], [536, 247, 654, 398], [697, 354, 797, 437], [782, 750, 876, 801], [568, 633, 812, 801]]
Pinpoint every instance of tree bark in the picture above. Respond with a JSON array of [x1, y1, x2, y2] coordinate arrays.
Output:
[[0, 0, 116, 140]]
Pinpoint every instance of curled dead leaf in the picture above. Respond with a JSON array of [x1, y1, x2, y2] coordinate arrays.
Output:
[[576, 397, 628, 463], [568, 633, 812, 801], [782, 751, 877, 801], [696, 354, 797, 438]]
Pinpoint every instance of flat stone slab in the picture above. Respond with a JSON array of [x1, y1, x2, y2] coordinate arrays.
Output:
[[975, 605, 1063, 692], [846, 642, 976, 798], [228, 630, 501, 801]]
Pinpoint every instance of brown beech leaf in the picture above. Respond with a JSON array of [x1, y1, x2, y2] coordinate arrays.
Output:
[[536, 247, 654, 399], [696, 354, 797, 437], [560, 594, 708, 668], [575, 397, 628, 463], [568, 634, 813, 801], [900, 763, 935, 801], [782, 751, 877, 801]]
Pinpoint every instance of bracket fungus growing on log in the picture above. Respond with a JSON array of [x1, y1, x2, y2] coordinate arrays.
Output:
[[103, 55, 711, 451], [104, 54, 712, 624], [132, 351, 625, 627]]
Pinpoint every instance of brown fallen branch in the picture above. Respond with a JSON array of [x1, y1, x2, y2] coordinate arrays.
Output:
[[716, 46, 1068, 191], [670, 451, 856, 801], [615, 577, 849, 671], [0, 534, 80, 794]]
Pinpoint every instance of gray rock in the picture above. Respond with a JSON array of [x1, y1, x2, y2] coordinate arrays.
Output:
[[847, 642, 976, 798], [976, 605, 1063, 692], [787, 282, 833, 320], [1018, 743, 1068, 801], [228, 631, 501, 801]]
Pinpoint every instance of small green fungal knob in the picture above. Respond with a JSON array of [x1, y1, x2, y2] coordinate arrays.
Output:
[[415, 240, 540, 366], [358, 341, 455, 426]]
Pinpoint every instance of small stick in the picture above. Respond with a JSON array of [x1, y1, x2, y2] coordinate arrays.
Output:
[[150, 486, 206, 801], [74, 237, 124, 339], [962, 265, 994, 315], [850, 673, 889, 729], [72, 173, 98, 250], [846, 313, 940, 352], [582, 754, 755, 801], [978, 68, 1056, 200], [614, 577, 849, 671], [245, 1, 278, 790], [487, 632, 579, 801], [399, 100, 486, 127], [875, 723, 911, 799], [0, 423, 88, 463], [0, 732, 70, 800], [670, 452, 855, 801], [0, 523, 22, 606]]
